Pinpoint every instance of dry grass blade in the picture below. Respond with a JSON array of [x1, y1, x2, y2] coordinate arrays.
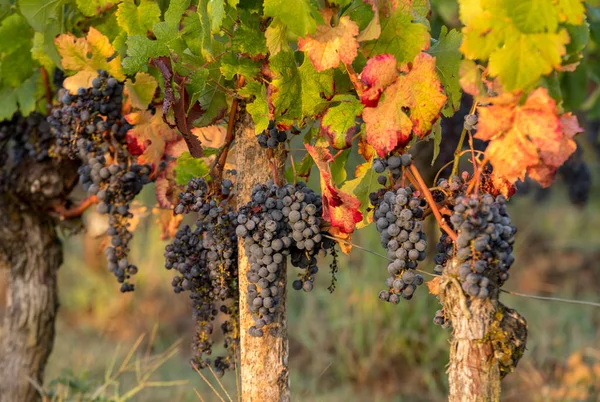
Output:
[[192, 362, 227, 402], [118, 333, 145, 373], [207, 364, 233, 402], [194, 388, 207, 402]]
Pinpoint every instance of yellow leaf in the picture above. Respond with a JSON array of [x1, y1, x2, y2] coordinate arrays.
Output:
[[55, 27, 125, 93]]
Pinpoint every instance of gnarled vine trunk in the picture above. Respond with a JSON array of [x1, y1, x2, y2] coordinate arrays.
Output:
[[0, 212, 62, 402], [440, 259, 527, 402], [234, 107, 290, 401], [0, 149, 77, 402]]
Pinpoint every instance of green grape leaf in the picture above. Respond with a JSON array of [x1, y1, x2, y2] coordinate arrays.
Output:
[[116, 0, 161, 35], [0, 14, 32, 56], [220, 53, 261, 80], [428, 27, 463, 117], [32, 31, 56, 70], [1, 45, 35, 87], [431, 118, 442, 166], [122, 35, 169, 74], [298, 58, 334, 118], [362, 7, 430, 65], [0, 87, 17, 121], [263, 0, 317, 37], [165, 0, 192, 27], [268, 51, 302, 122], [239, 80, 269, 133], [233, 11, 268, 56], [506, 0, 559, 33], [321, 95, 363, 149], [265, 18, 290, 56], [340, 158, 383, 229], [125, 72, 158, 110], [18, 0, 61, 31], [76, 0, 112, 17], [459, 0, 580, 91], [186, 68, 210, 113], [207, 0, 225, 33], [487, 30, 569, 90], [174, 152, 210, 185], [15, 73, 38, 116], [330, 149, 350, 185]]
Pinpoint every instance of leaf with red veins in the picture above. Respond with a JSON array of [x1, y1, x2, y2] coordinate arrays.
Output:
[[363, 52, 446, 157], [475, 88, 582, 187], [298, 9, 359, 72], [125, 110, 180, 172], [360, 54, 399, 107], [305, 144, 363, 234]]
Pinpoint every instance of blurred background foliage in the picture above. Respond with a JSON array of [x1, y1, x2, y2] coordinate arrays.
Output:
[[2, 0, 600, 401]]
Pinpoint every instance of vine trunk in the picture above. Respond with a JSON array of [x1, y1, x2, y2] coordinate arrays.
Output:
[[234, 107, 290, 401], [440, 259, 527, 402], [0, 212, 61, 402]]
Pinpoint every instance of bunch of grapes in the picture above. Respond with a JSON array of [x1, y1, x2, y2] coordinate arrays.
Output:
[[236, 181, 334, 337], [0, 113, 55, 190], [448, 194, 516, 299], [256, 121, 288, 149], [371, 187, 426, 304], [165, 177, 239, 376], [372, 153, 413, 184], [48, 70, 153, 291]]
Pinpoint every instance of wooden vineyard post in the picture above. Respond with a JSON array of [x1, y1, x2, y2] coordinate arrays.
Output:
[[440, 259, 527, 402], [234, 107, 290, 401]]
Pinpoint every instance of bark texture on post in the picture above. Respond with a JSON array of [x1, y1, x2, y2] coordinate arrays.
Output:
[[234, 107, 290, 401], [0, 146, 77, 402], [0, 212, 61, 402], [440, 260, 527, 402]]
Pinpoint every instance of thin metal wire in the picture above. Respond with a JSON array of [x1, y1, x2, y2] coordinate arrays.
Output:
[[323, 235, 600, 308]]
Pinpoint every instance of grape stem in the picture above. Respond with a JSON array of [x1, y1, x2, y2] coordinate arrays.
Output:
[[434, 149, 485, 186], [289, 152, 297, 186], [408, 164, 458, 242], [53, 195, 98, 219], [212, 76, 245, 181], [450, 101, 478, 177], [343, 62, 363, 97], [40, 66, 53, 106]]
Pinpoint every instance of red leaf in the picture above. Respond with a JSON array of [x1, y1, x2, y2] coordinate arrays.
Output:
[[305, 144, 362, 234], [360, 54, 398, 107]]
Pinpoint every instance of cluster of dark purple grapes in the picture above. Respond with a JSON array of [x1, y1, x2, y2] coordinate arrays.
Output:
[[0, 113, 54, 189], [449, 193, 516, 298], [48, 70, 130, 159], [0, 112, 53, 163], [236, 181, 334, 337], [371, 187, 426, 304], [48, 70, 153, 292], [372, 153, 413, 185], [256, 121, 288, 149], [165, 177, 239, 376]]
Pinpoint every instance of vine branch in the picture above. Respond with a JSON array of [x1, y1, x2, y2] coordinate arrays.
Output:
[[451, 101, 478, 177], [408, 164, 458, 242], [212, 76, 245, 181], [343, 62, 363, 97], [53, 195, 98, 219]]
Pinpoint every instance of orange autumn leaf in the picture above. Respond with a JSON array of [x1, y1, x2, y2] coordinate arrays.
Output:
[[125, 111, 180, 172], [55, 27, 125, 94], [363, 52, 446, 157], [327, 227, 353, 255], [305, 144, 362, 234], [298, 9, 359, 72], [476, 88, 583, 187]]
